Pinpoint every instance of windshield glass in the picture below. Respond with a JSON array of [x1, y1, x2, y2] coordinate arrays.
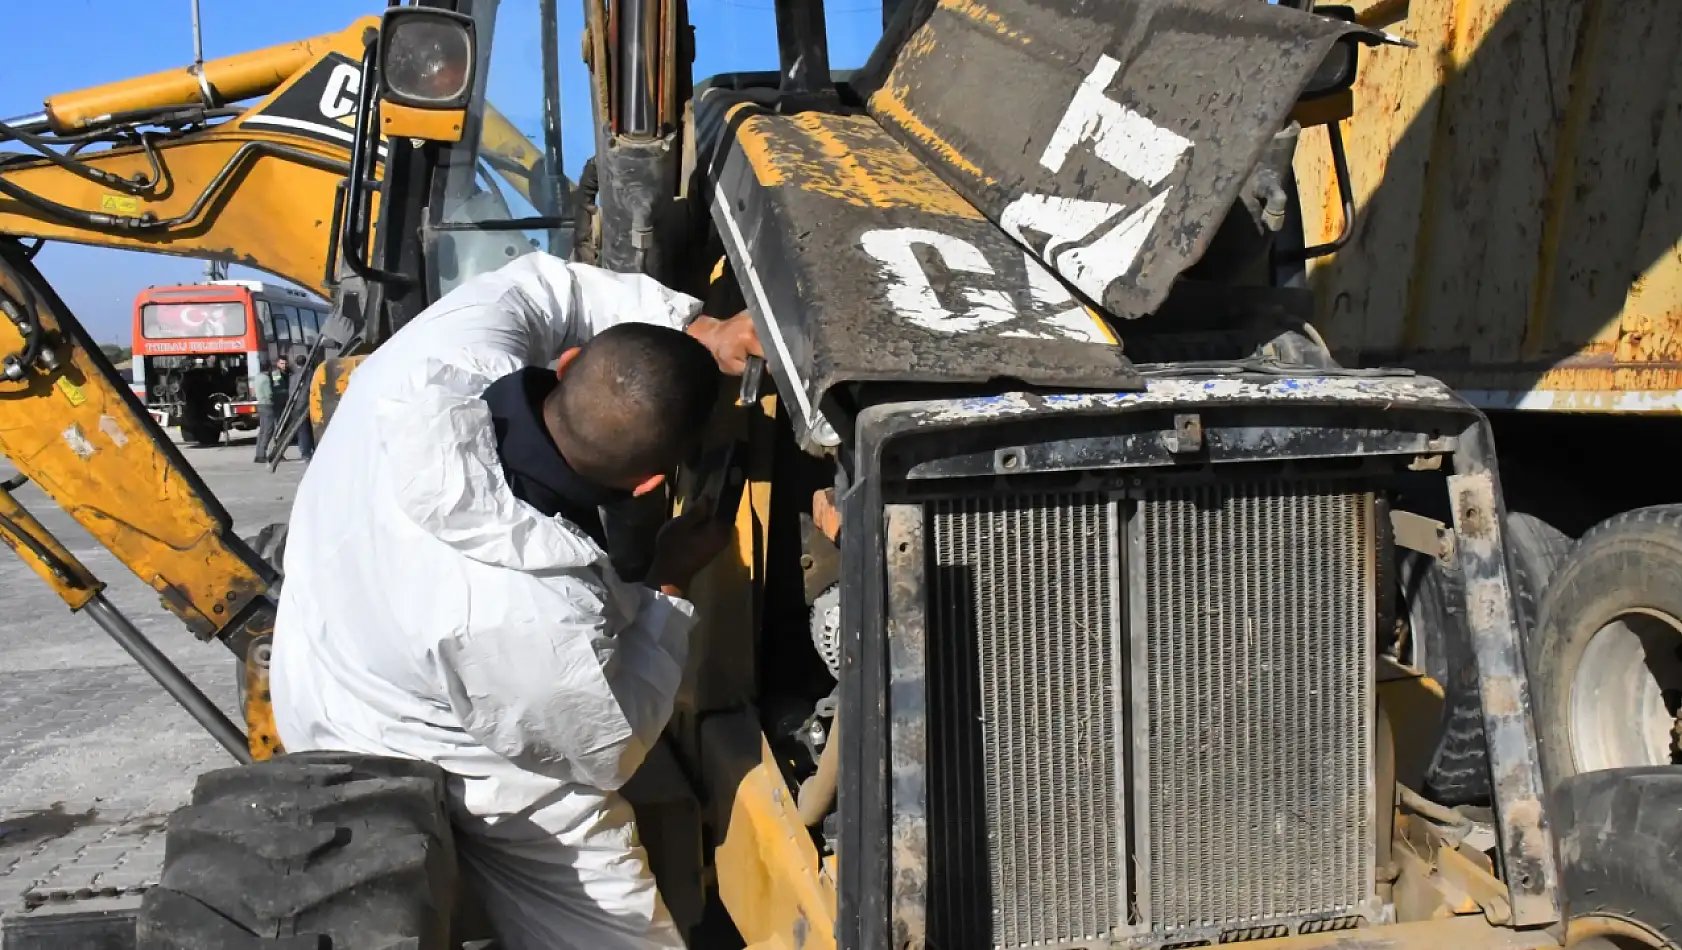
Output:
[[140, 301, 248, 340], [430, 0, 576, 294], [430, 0, 883, 294]]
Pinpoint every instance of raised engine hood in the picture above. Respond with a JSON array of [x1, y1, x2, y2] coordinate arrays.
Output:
[[858, 0, 1382, 320]]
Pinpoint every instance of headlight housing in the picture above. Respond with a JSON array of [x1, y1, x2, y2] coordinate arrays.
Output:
[[379, 8, 476, 110]]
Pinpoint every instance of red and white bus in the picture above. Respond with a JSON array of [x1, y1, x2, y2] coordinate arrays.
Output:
[[129, 280, 330, 446]]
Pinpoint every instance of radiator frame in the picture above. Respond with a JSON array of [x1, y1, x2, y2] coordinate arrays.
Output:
[[834, 376, 1564, 950]]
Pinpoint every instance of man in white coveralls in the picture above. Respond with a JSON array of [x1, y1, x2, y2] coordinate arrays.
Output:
[[268, 250, 764, 950]]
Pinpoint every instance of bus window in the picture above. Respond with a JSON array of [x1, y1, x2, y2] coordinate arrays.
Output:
[[298, 307, 322, 345], [140, 300, 247, 339], [257, 301, 279, 343], [271, 307, 295, 347]]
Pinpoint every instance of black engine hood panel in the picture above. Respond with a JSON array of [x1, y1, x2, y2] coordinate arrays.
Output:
[[700, 94, 1143, 451], [859, 0, 1379, 320]]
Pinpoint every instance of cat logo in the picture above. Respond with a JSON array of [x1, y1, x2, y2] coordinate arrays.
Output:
[[242, 52, 389, 156], [318, 62, 361, 126]]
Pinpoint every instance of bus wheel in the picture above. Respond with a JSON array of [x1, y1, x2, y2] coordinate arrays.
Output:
[[182, 420, 222, 447]]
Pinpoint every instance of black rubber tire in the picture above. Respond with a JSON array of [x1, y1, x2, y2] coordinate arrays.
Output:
[[1403, 511, 1571, 805], [1529, 505, 1682, 793], [1552, 766, 1682, 948], [136, 752, 458, 950], [249, 522, 289, 578]]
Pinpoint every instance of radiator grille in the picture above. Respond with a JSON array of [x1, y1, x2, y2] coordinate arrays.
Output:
[[920, 481, 1376, 947], [926, 493, 1123, 949], [1140, 482, 1375, 934]]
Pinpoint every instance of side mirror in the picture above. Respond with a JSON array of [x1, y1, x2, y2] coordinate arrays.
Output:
[[1301, 6, 1360, 100], [377, 8, 478, 143]]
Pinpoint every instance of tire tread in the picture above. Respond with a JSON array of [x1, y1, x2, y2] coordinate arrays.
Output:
[[136, 753, 455, 950]]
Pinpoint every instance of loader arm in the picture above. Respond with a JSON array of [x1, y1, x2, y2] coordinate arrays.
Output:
[[0, 17, 552, 762]]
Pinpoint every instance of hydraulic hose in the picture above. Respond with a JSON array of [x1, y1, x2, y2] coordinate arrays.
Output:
[[0, 118, 148, 192]]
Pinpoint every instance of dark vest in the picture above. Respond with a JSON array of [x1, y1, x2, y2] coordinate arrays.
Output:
[[480, 367, 628, 548], [267, 369, 288, 411]]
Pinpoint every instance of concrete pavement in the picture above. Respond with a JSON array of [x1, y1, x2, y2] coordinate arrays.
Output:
[[0, 434, 304, 935]]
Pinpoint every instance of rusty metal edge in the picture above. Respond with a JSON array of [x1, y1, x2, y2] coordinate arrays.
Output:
[[883, 504, 928, 950], [1446, 417, 1564, 932]]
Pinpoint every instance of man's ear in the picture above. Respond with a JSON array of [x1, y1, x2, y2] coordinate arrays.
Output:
[[630, 472, 666, 497], [554, 346, 582, 379]]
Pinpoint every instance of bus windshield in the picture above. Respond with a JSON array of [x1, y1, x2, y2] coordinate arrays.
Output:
[[139, 301, 248, 340]]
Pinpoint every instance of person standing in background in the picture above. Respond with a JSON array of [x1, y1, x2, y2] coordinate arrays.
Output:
[[253, 356, 314, 463]]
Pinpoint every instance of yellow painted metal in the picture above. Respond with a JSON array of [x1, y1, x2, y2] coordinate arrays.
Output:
[[1379, 663, 1447, 793], [1565, 915, 1677, 949], [1, 26, 378, 297], [479, 103, 549, 206], [1295, 0, 1682, 413], [40, 19, 380, 132], [242, 632, 284, 761], [0, 247, 270, 640], [0, 484, 101, 610], [308, 354, 368, 430], [675, 387, 774, 717], [381, 101, 467, 143], [0, 132, 353, 297], [1291, 89, 1356, 129], [1239, 916, 1558, 949], [701, 711, 838, 950]]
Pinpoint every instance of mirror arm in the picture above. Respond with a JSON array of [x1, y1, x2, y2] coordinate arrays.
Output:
[[1280, 120, 1354, 263], [340, 38, 411, 289]]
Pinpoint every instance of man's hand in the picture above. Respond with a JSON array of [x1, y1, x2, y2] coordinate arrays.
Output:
[[645, 502, 733, 597], [687, 310, 764, 375]]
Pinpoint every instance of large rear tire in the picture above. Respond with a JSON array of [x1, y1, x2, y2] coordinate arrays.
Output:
[[1402, 511, 1571, 804], [135, 752, 458, 950], [1553, 766, 1682, 949], [1529, 506, 1682, 791]]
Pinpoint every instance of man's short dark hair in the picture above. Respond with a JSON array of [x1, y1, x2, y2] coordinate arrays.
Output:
[[547, 322, 721, 485]]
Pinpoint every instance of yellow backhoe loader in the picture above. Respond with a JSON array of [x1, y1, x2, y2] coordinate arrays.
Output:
[[3, 1, 1681, 950]]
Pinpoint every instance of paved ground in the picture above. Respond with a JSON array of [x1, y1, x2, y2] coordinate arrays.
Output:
[[0, 433, 305, 933]]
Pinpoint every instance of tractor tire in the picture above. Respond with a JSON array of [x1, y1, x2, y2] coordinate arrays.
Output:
[[1552, 766, 1682, 949], [248, 521, 289, 578], [1403, 511, 1571, 805], [1528, 505, 1682, 792], [135, 752, 458, 950]]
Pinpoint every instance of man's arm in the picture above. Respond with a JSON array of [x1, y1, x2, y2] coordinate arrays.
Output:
[[554, 264, 762, 375], [383, 253, 754, 385], [684, 310, 764, 376]]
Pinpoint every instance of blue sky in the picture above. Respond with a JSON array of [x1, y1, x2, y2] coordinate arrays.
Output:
[[9, 0, 883, 343]]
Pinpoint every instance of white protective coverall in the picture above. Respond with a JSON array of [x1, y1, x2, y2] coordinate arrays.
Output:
[[269, 252, 705, 950]]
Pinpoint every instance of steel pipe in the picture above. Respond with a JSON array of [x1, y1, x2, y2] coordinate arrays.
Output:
[[84, 593, 252, 764]]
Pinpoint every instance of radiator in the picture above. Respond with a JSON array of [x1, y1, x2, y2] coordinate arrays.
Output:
[[1140, 482, 1376, 935], [921, 480, 1377, 949]]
